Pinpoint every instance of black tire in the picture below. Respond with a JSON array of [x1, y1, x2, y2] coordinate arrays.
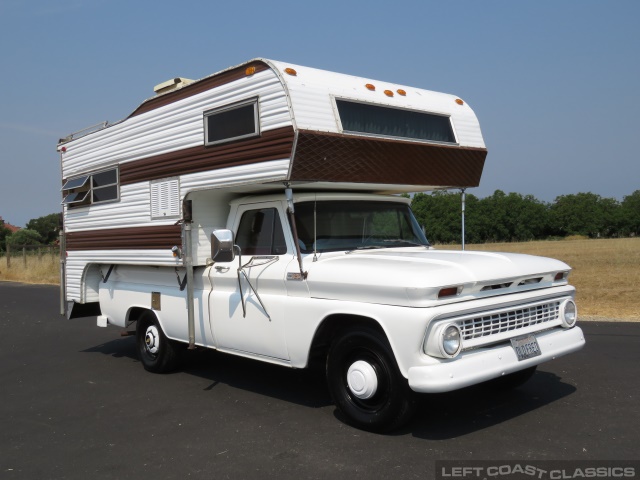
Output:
[[487, 366, 537, 390], [136, 312, 178, 373], [326, 327, 416, 433]]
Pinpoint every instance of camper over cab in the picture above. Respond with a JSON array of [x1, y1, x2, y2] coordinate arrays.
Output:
[[58, 59, 584, 432]]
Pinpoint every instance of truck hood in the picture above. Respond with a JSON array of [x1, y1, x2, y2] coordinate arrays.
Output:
[[303, 248, 571, 307]]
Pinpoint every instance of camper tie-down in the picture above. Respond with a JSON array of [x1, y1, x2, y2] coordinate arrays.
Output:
[[57, 58, 584, 432]]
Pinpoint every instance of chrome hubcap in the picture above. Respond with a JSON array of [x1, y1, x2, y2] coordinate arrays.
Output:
[[144, 325, 160, 355]]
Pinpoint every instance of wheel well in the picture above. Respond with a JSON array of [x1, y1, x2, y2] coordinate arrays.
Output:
[[308, 314, 386, 370], [126, 307, 154, 327]]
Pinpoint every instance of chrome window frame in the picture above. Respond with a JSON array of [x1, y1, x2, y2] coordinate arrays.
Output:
[[203, 97, 260, 147]]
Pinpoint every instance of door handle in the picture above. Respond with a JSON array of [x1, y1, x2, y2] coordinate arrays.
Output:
[[215, 266, 230, 273]]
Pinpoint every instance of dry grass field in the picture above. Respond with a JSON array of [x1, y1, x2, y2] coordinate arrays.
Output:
[[0, 251, 60, 285], [1, 238, 638, 320]]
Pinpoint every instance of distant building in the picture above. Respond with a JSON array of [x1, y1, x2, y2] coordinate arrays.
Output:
[[0, 216, 21, 233]]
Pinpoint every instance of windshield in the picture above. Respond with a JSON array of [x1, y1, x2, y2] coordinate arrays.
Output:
[[294, 201, 429, 253]]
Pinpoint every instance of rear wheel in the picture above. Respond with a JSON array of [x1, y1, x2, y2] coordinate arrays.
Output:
[[136, 312, 178, 373], [326, 327, 416, 432]]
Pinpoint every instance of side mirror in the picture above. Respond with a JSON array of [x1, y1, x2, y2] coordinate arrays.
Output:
[[211, 229, 236, 263]]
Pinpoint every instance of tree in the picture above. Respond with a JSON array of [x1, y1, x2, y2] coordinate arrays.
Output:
[[5, 229, 44, 247], [620, 190, 640, 236], [26, 213, 61, 244], [411, 191, 466, 244], [479, 191, 549, 242], [549, 193, 621, 238], [0, 221, 11, 252]]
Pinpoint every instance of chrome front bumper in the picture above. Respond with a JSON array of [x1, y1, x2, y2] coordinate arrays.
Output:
[[407, 326, 585, 393]]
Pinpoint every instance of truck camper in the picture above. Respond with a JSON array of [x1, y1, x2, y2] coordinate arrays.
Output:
[[58, 58, 584, 432]]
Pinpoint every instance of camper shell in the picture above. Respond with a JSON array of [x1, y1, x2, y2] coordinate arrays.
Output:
[[59, 58, 486, 308], [57, 59, 583, 432]]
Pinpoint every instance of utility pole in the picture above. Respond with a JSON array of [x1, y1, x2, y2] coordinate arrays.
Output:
[[461, 188, 466, 251]]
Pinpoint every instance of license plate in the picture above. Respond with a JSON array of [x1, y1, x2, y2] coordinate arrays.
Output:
[[511, 334, 542, 361]]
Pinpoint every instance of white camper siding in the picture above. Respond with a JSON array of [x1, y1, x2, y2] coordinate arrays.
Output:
[[66, 250, 178, 302], [61, 68, 291, 180], [179, 158, 290, 193], [64, 182, 156, 232], [64, 157, 293, 302], [268, 60, 485, 149], [64, 158, 291, 234]]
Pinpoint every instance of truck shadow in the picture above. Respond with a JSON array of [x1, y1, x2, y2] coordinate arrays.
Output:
[[402, 371, 577, 439], [83, 337, 576, 437], [82, 336, 332, 409]]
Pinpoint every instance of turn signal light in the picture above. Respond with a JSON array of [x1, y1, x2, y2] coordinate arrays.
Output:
[[438, 287, 461, 299], [384, 90, 393, 97], [555, 271, 569, 281], [284, 68, 297, 76], [245, 66, 256, 76], [365, 83, 375, 91], [397, 89, 406, 96], [455, 98, 464, 105]]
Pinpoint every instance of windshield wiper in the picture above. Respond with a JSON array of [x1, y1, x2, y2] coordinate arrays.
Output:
[[381, 239, 424, 246], [345, 240, 428, 254]]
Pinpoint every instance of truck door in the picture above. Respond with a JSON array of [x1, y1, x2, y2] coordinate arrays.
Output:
[[208, 202, 292, 360]]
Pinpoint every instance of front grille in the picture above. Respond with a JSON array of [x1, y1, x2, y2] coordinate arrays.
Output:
[[458, 301, 560, 340]]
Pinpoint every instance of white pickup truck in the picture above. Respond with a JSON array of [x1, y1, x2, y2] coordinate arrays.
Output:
[[97, 191, 584, 432], [58, 58, 584, 431]]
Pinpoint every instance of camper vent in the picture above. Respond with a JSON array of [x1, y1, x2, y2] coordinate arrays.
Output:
[[153, 77, 194, 95], [150, 178, 180, 219]]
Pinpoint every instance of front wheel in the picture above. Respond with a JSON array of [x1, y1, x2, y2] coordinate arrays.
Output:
[[326, 327, 416, 432], [136, 312, 178, 373]]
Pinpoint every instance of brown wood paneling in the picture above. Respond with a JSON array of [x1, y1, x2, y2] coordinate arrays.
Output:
[[66, 225, 182, 251], [120, 126, 295, 185], [129, 61, 270, 118], [290, 131, 487, 188]]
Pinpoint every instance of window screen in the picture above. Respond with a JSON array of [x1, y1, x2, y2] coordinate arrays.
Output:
[[204, 99, 259, 146], [235, 208, 287, 256], [336, 100, 456, 144]]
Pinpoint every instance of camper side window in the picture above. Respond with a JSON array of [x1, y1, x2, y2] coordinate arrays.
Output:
[[62, 167, 119, 208], [204, 98, 259, 146]]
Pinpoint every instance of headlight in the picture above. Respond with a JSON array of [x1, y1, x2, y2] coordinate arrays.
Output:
[[440, 324, 462, 357], [560, 299, 578, 328]]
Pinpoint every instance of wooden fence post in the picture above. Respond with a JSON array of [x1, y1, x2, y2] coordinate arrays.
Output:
[[23, 246, 27, 268], [6, 243, 10, 268]]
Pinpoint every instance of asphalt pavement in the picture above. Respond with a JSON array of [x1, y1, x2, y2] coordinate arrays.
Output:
[[1, 282, 638, 479]]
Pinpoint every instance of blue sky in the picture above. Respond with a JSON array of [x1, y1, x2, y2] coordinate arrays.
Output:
[[1, 0, 638, 227]]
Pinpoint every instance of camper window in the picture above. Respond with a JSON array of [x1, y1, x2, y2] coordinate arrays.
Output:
[[62, 167, 119, 208], [335, 99, 456, 145], [204, 98, 259, 146]]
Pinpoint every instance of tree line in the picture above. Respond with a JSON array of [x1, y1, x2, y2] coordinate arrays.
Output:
[[411, 189, 640, 244], [0, 213, 60, 252], [1, 190, 639, 251]]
